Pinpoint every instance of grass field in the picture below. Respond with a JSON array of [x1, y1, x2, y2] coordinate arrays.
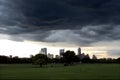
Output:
[[0, 64, 120, 80]]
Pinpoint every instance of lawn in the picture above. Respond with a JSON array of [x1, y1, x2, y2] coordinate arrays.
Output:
[[0, 64, 120, 80]]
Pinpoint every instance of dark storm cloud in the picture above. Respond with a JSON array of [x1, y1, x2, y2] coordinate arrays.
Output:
[[19, 0, 120, 25], [0, 0, 120, 45], [1, 0, 120, 28]]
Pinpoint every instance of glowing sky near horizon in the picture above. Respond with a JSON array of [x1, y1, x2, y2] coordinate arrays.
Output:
[[0, 39, 119, 58]]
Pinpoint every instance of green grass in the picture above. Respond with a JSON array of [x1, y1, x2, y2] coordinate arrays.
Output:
[[0, 64, 120, 80]]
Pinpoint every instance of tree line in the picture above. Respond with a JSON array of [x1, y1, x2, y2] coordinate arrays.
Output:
[[0, 50, 120, 66], [0, 55, 31, 64]]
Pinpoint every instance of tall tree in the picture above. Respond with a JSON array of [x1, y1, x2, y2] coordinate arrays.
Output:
[[32, 54, 48, 67], [63, 50, 76, 65]]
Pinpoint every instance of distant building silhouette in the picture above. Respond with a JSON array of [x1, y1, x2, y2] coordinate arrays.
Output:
[[59, 49, 65, 57], [40, 48, 47, 55], [47, 53, 54, 59], [78, 48, 81, 55], [80, 53, 90, 59], [9, 55, 12, 58], [77, 48, 82, 59], [85, 54, 90, 59], [92, 55, 97, 59], [81, 53, 85, 59], [30, 55, 33, 58], [55, 55, 60, 59]]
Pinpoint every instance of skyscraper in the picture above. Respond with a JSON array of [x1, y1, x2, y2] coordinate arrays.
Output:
[[40, 48, 47, 55], [59, 49, 65, 56], [78, 48, 82, 59], [78, 48, 81, 55]]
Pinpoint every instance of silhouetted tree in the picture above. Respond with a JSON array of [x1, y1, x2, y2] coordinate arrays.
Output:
[[32, 54, 48, 67], [63, 50, 76, 65], [117, 57, 120, 63], [0, 55, 9, 63], [73, 55, 80, 63], [81, 57, 91, 63]]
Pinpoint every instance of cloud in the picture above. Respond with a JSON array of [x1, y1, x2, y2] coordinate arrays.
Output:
[[0, 0, 120, 46], [2, 24, 118, 48], [108, 50, 120, 57], [1, 0, 120, 27]]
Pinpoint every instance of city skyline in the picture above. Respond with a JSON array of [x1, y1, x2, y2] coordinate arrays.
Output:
[[0, 46, 97, 59], [0, 40, 118, 59], [0, 0, 120, 58]]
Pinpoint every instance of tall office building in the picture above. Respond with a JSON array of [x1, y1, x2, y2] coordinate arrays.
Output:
[[59, 49, 65, 56], [40, 48, 47, 55], [78, 48, 81, 55], [78, 48, 82, 59]]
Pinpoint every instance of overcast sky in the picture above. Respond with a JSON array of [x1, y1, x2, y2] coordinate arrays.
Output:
[[0, 0, 120, 58]]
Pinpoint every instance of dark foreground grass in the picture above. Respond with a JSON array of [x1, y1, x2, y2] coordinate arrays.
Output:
[[0, 64, 120, 80]]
